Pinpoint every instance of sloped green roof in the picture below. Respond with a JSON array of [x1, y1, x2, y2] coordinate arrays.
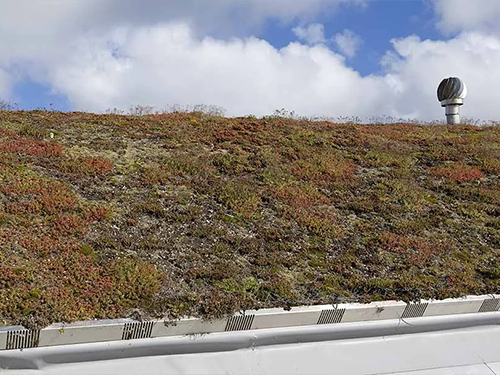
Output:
[[1, 110, 499, 328]]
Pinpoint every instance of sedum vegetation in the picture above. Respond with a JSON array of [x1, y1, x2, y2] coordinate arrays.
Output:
[[0, 109, 500, 328]]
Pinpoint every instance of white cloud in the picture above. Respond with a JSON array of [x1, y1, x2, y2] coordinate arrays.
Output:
[[292, 25, 363, 58], [0, 68, 11, 101], [293, 24, 327, 44], [7, 20, 500, 122], [46, 23, 389, 117], [333, 29, 362, 58], [1, 0, 500, 122], [381, 32, 500, 121], [433, 0, 500, 34], [45, 22, 500, 122], [0, 0, 360, 45], [0, 0, 363, 98]]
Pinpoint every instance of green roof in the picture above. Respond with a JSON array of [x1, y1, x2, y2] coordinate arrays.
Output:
[[1, 110, 499, 328]]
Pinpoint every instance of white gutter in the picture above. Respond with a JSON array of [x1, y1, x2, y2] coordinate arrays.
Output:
[[1, 294, 498, 351], [1, 295, 499, 374]]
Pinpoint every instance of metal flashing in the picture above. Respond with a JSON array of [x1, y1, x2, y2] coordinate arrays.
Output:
[[2, 313, 500, 374], [1, 294, 499, 351]]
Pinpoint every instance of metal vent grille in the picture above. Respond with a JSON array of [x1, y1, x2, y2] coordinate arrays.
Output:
[[6, 329, 40, 350], [225, 315, 254, 331], [122, 321, 154, 340], [317, 309, 345, 324], [478, 299, 500, 313], [401, 303, 428, 319]]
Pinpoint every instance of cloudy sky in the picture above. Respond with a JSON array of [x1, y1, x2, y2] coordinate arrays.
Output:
[[1, 0, 500, 121]]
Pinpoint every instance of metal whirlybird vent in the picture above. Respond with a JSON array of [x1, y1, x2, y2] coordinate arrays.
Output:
[[122, 321, 154, 340], [317, 309, 345, 324], [478, 299, 500, 313], [437, 77, 467, 125], [401, 303, 428, 319], [6, 329, 40, 350], [225, 315, 255, 331], [437, 77, 467, 102]]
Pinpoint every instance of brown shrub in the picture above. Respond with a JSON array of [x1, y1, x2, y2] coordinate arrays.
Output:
[[429, 162, 484, 182], [59, 156, 113, 175]]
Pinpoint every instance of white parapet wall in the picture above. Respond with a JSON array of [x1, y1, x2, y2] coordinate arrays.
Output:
[[0, 294, 499, 351]]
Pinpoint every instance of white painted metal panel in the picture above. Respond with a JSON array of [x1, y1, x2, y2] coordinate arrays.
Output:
[[152, 318, 227, 337], [2, 295, 500, 354], [1, 314, 500, 375], [0, 332, 6, 351], [424, 299, 484, 317], [341, 300, 407, 322], [485, 361, 500, 375], [389, 363, 499, 375], [251, 310, 321, 330], [39, 322, 124, 347]]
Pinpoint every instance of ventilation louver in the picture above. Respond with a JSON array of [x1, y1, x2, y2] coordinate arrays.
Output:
[[478, 299, 500, 313], [6, 329, 40, 350], [317, 309, 345, 324], [225, 315, 254, 331], [122, 321, 154, 340], [401, 303, 428, 319]]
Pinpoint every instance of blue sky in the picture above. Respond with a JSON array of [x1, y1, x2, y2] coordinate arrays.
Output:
[[1, 0, 500, 121], [13, 80, 71, 112], [260, 0, 439, 76], [13, 1, 439, 110]]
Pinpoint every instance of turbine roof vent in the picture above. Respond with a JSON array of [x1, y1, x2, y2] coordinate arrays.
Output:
[[437, 77, 467, 103]]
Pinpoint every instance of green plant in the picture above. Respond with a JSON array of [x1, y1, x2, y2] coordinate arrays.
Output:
[[1, 108, 500, 328]]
